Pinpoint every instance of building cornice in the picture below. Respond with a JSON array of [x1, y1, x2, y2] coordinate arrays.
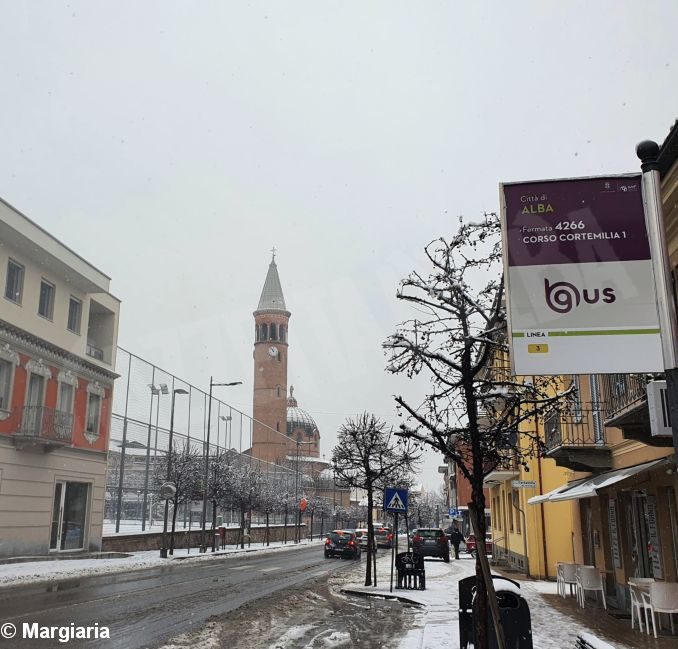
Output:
[[0, 319, 118, 383], [658, 120, 678, 178]]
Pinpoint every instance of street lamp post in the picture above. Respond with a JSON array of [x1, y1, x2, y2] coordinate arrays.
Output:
[[160, 387, 188, 558], [200, 377, 242, 553], [219, 414, 232, 451], [142, 383, 168, 530]]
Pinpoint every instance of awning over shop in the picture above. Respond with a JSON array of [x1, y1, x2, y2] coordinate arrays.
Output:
[[528, 457, 672, 504], [527, 480, 586, 505]]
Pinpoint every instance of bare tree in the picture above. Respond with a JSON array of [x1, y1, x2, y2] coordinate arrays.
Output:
[[153, 440, 201, 554], [221, 462, 265, 549], [385, 216, 572, 649], [331, 412, 422, 587]]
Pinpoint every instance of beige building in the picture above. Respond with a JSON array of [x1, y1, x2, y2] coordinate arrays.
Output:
[[0, 198, 119, 557]]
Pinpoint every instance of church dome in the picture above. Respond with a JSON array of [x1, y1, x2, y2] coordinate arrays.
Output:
[[286, 386, 318, 439]]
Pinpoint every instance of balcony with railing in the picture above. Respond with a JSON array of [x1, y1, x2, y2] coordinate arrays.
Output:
[[13, 406, 73, 451], [543, 406, 611, 472], [599, 374, 672, 446]]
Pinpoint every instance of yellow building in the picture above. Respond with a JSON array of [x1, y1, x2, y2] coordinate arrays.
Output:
[[526, 122, 678, 610]]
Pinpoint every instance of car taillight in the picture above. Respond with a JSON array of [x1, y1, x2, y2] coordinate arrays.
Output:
[[387, 533, 393, 541], [413, 535, 422, 543], [325, 538, 330, 545], [348, 540, 355, 547]]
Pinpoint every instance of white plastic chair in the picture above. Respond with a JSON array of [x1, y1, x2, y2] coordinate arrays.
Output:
[[628, 578, 654, 633], [577, 566, 606, 609], [643, 582, 678, 639], [557, 562, 578, 598]]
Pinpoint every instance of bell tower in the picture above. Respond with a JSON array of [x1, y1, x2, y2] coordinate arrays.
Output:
[[251, 250, 290, 463]]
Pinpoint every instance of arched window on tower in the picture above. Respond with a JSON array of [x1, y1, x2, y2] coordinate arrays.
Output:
[[279, 325, 286, 342], [261, 323, 268, 340], [255, 324, 259, 342], [270, 323, 277, 341], [276, 386, 281, 398]]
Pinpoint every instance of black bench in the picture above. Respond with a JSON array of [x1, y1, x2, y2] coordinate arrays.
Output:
[[396, 552, 425, 590]]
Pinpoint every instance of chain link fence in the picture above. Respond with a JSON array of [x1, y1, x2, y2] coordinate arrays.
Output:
[[106, 348, 347, 537]]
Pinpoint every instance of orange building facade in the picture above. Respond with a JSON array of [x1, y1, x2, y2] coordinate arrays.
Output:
[[0, 198, 119, 557]]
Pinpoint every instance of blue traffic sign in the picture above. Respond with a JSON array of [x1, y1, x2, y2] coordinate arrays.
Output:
[[384, 487, 408, 512], [448, 508, 459, 517]]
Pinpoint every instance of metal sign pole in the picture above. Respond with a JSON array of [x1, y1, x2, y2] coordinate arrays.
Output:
[[390, 512, 397, 593], [638, 140, 678, 461]]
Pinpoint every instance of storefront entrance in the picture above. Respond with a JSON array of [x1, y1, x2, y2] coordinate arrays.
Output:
[[50, 481, 89, 551], [625, 490, 663, 579]]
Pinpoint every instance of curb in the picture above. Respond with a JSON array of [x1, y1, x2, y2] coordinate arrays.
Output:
[[341, 587, 424, 607]]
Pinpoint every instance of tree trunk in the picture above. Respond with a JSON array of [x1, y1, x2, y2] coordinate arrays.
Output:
[[265, 511, 270, 546], [284, 504, 288, 544], [462, 346, 489, 649], [211, 501, 217, 552], [170, 497, 179, 555], [320, 510, 324, 538], [309, 510, 314, 541], [365, 486, 374, 586], [240, 507, 245, 549]]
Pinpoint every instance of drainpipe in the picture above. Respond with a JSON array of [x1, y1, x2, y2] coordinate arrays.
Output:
[[513, 492, 530, 578], [536, 434, 549, 579]]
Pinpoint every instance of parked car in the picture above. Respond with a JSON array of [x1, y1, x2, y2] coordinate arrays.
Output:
[[465, 533, 493, 557], [411, 528, 450, 562], [374, 525, 394, 548], [324, 530, 361, 560], [353, 528, 375, 551]]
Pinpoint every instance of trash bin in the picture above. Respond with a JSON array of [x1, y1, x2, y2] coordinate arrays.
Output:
[[458, 575, 533, 649]]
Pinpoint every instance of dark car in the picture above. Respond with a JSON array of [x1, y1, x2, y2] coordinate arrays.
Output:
[[324, 530, 361, 560], [374, 525, 394, 548], [412, 528, 450, 562]]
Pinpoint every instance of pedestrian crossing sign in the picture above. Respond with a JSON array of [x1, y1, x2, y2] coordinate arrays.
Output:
[[384, 487, 408, 512]]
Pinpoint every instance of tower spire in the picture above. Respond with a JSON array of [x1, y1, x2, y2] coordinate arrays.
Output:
[[256, 251, 287, 312]]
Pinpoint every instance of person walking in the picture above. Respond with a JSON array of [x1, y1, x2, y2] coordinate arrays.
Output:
[[449, 526, 464, 560]]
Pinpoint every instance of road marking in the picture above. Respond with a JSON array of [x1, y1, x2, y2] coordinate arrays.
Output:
[[229, 566, 250, 571], [261, 567, 281, 573]]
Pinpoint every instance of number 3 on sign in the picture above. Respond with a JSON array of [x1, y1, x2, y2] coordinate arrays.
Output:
[[527, 344, 549, 354]]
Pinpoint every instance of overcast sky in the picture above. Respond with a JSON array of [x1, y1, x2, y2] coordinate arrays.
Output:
[[1, 2, 677, 489]]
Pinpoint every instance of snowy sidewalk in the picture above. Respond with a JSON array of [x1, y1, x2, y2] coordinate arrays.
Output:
[[346, 555, 654, 649], [0, 538, 323, 589]]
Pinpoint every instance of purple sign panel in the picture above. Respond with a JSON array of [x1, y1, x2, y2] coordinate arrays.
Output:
[[501, 174, 663, 375], [504, 175, 648, 267]]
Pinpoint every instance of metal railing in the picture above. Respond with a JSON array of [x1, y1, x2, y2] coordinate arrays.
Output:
[[19, 406, 73, 443], [86, 342, 104, 360], [598, 373, 648, 422], [543, 406, 605, 451]]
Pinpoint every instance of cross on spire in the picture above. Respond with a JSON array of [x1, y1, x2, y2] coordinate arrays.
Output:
[[270, 246, 276, 262]]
